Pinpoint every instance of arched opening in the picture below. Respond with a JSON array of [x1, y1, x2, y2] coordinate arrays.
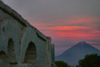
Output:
[[24, 42, 37, 67], [0, 51, 10, 67], [8, 38, 17, 66]]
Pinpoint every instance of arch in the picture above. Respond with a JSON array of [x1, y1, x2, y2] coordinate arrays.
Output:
[[0, 51, 10, 67], [8, 38, 17, 66], [24, 42, 37, 67]]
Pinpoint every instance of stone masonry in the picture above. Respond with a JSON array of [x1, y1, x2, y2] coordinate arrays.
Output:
[[0, 1, 55, 67]]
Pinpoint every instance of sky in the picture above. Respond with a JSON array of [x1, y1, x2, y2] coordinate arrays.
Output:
[[2, 0, 100, 56]]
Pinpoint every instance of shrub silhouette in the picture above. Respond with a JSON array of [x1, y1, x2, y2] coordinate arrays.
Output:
[[55, 61, 71, 67], [77, 54, 100, 67]]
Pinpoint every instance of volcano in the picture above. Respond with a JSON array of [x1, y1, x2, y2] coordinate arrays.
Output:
[[55, 41, 100, 66]]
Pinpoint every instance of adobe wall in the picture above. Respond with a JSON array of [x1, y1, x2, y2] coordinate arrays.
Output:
[[0, 1, 55, 67]]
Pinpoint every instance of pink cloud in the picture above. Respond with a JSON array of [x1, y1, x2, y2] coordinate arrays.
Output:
[[55, 16, 100, 24], [29, 15, 100, 53], [87, 42, 100, 45], [30, 16, 100, 28], [33, 25, 100, 42], [43, 26, 92, 30], [92, 45, 100, 50]]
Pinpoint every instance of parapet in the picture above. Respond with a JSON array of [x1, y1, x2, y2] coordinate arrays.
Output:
[[0, 0, 47, 40]]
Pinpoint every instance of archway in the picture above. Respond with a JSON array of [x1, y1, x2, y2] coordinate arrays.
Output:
[[8, 38, 17, 66], [24, 42, 37, 67], [0, 51, 10, 67]]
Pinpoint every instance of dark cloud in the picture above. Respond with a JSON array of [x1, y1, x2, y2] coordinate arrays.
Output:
[[3, 0, 100, 18]]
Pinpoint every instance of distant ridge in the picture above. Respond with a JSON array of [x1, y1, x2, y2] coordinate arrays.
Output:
[[55, 41, 100, 66]]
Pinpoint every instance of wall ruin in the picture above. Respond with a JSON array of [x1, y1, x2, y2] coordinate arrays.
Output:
[[0, 1, 55, 67]]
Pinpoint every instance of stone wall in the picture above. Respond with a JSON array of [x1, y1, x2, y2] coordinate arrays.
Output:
[[0, 1, 55, 67]]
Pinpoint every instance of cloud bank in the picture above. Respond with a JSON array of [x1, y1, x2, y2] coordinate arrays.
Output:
[[2, 0, 100, 56]]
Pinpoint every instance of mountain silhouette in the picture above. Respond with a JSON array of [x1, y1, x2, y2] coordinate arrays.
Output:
[[55, 41, 100, 66]]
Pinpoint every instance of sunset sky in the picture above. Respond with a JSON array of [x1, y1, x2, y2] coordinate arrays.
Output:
[[2, 0, 100, 56]]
